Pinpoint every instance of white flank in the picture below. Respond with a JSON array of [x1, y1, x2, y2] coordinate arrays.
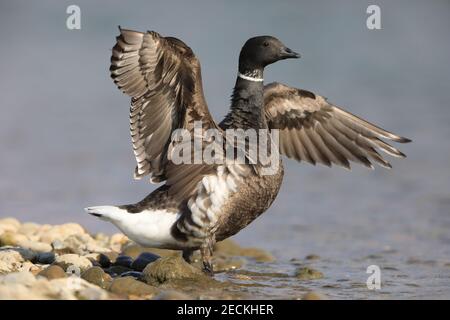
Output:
[[85, 206, 180, 248]]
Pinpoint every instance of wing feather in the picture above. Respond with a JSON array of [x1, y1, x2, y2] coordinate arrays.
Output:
[[110, 27, 218, 182], [264, 82, 411, 169]]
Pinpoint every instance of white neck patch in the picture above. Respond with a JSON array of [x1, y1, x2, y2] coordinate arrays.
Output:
[[238, 72, 264, 82]]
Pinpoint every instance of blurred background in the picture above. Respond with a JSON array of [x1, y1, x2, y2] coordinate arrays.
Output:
[[0, 0, 449, 298]]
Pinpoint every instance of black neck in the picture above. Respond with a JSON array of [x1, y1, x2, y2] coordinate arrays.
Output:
[[220, 68, 267, 130]]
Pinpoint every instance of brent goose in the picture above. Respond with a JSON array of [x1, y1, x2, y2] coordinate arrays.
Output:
[[86, 28, 410, 275]]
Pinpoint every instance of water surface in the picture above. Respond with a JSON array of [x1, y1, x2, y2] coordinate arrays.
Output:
[[1, 0, 449, 299]]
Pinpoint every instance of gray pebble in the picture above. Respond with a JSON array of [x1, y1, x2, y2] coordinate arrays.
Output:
[[51, 239, 65, 250], [36, 252, 56, 264]]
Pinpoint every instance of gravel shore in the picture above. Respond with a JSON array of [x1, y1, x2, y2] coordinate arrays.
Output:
[[0, 217, 325, 300]]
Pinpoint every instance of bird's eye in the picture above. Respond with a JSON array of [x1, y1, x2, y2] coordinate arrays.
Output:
[[263, 41, 269, 47]]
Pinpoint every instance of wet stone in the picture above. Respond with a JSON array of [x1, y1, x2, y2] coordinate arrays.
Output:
[[305, 254, 320, 261], [131, 252, 160, 271], [302, 291, 328, 300], [214, 239, 274, 262], [142, 256, 206, 286], [81, 266, 112, 289], [114, 255, 133, 268], [108, 276, 159, 297], [38, 265, 67, 280], [154, 290, 192, 300], [213, 256, 244, 272], [295, 267, 324, 280]]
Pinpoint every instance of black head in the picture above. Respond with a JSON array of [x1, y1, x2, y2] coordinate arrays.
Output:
[[239, 36, 300, 72]]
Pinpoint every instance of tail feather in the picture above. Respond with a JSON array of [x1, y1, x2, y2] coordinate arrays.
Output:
[[84, 206, 122, 221]]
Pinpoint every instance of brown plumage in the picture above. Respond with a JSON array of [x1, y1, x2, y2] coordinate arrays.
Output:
[[110, 28, 218, 184], [264, 82, 411, 169], [87, 28, 411, 275]]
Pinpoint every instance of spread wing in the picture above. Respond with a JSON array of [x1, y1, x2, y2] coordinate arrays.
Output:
[[110, 27, 218, 183], [264, 82, 411, 169]]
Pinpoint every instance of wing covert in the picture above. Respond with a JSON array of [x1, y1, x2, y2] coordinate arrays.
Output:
[[264, 82, 411, 169]]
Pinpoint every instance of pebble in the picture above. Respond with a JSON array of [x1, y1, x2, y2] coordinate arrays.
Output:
[[1, 218, 286, 299], [214, 239, 274, 262], [0, 249, 25, 273], [6, 247, 38, 262], [17, 222, 41, 237], [0, 272, 110, 299], [108, 276, 159, 297], [120, 271, 143, 279], [0, 271, 36, 286], [53, 254, 93, 272], [131, 252, 160, 271], [120, 244, 145, 259], [48, 277, 110, 300], [121, 243, 178, 259], [0, 231, 28, 246], [97, 253, 112, 268], [20, 240, 53, 253], [60, 234, 110, 255], [81, 266, 112, 289], [305, 254, 321, 261], [114, 255, 133, 268], [51, 239, 67, 252], [38, 265, 67, 280], [213, 256, 244, 272], [154, 290, 192, 300], [295, 267, 324, 280], [104, 251, 119, 264], [0, 218, 21, 232], [0, 231, 52, 253], [109, 233, 129, 252], [39, 223, 86, 244], [94, 233, 109, 241], [302, 291, 328, 300], [104, 265, 133, 277], [36, 252, 56, 264], [84, 253, 101, 265], [142, 256, 206, 285], [19, 261, 40, 274]]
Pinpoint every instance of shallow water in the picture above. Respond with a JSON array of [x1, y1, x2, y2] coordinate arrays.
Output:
[[1, 1, 450, 299]]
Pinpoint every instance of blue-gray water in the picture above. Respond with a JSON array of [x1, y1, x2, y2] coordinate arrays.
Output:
[[1, 0, 449, 299]]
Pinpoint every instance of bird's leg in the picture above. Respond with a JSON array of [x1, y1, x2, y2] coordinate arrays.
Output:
[[182, 248, 194, 264], [200, 237, 215, 276]]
